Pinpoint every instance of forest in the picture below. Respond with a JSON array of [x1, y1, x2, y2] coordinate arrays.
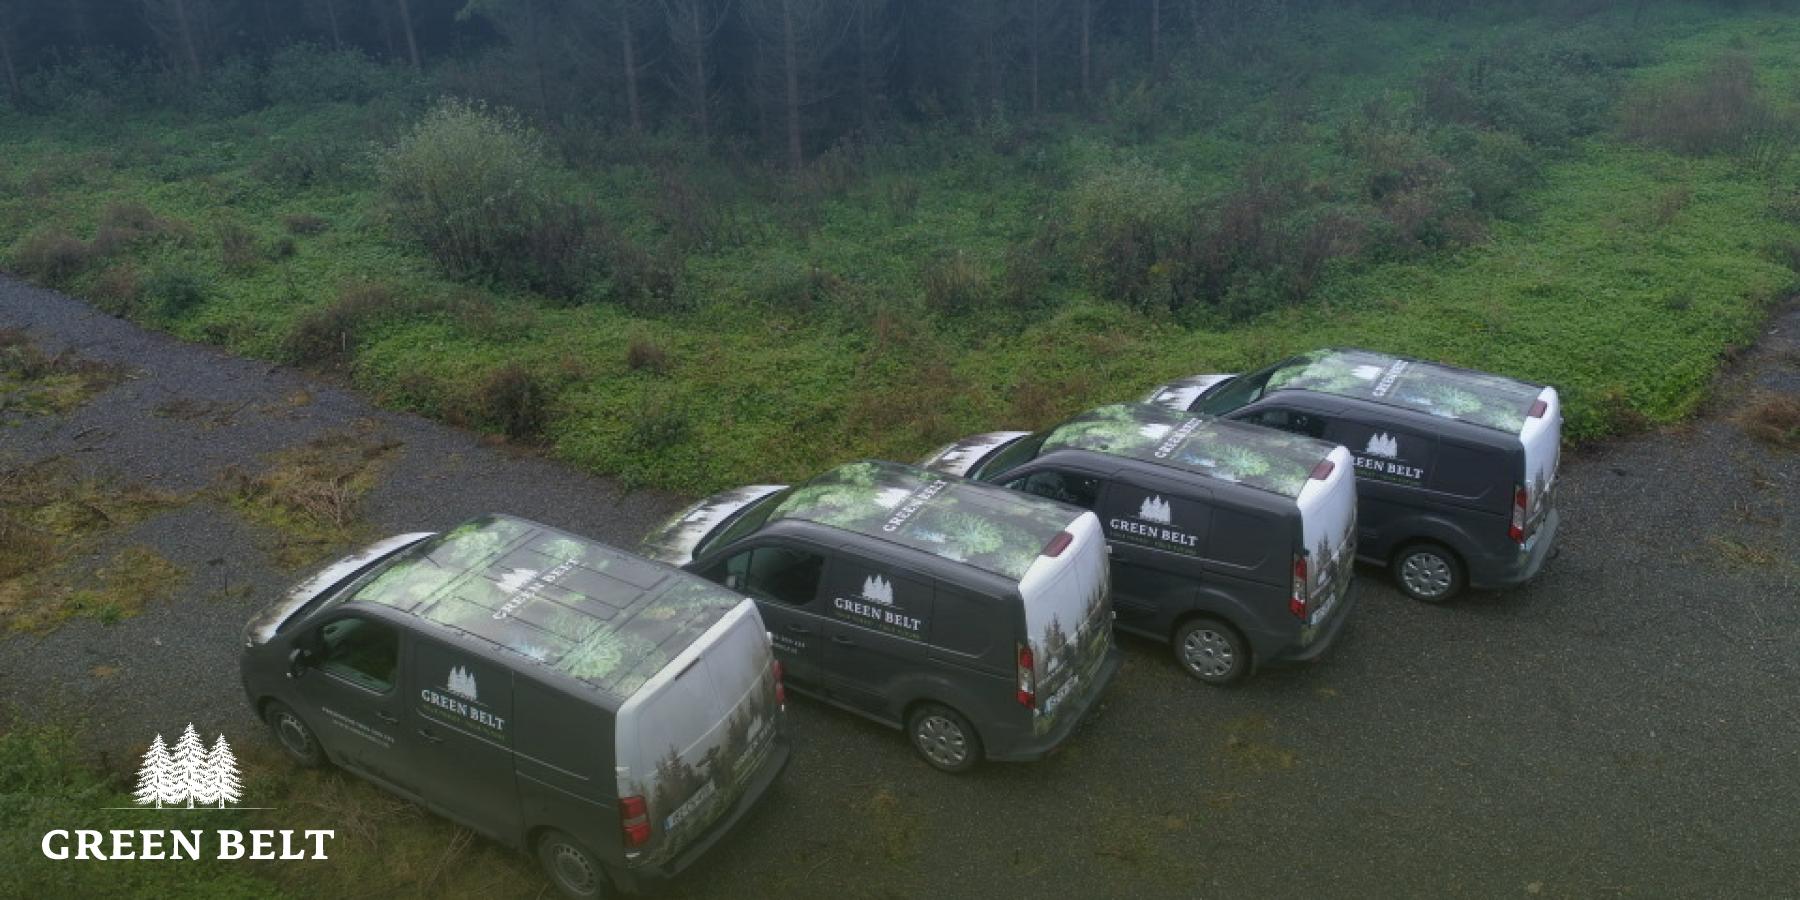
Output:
[[2, 0, 1797, 491]]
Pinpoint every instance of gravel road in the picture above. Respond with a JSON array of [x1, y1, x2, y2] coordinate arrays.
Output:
[[3, 274, 1796, 898]]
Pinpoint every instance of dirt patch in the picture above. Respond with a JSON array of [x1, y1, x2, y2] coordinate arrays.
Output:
[[1738, 392, 1800, 450], [0, 328, 128, 418], [219, 423, 404, 568]]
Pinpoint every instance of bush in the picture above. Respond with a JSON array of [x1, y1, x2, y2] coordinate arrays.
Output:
[[626, 394, 689, 451], [192, 57, 266, 117], [282, 282, 404, 367], [474, 364, 550, 441], [218, 223, 261, 271], [266, 45, 395, 106], [920, 252, 991, 315], [1069, 161, 1189, 313], [1739, 394, 1800, 450], [282, 213, 330, 236], [89, 264, 145, 313], [378, 99, 599, 298], [1621, 53, 1766, 156], [257, 138, 355, 188], [626, 335, 670, 374], [8, 229, 93, 285], [142, 267, 209, 318]]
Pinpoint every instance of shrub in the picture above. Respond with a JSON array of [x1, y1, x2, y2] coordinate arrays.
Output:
[[257, 138, 354, 188], [626, 335, 670, 374], [378, 98, 598, 298], [282, 282, 403, 367], [282, 213, 330, 236], [1770, 238, 1800, 276], [1069, 161, 1189, 313], [218, 224, 261, 272], [142, 267, 209, 318], [1621, 53, 1766, 156], [474, 364, 550, 441], [266, 45, 394, 106], [89, 264, 145, 313], [626, 394, 690, 451], [1434, 126, 1538, 215], [192, 57, 266, 117], [1739, 394, 1800, 450], [8, 229, 93, 285], [920, 252, 991, 315]]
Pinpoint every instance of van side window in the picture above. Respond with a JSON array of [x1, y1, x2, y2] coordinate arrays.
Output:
[[1006, 470, 1100, 509], [315, 616, 398, 693], [726, 547, 825, 607], [1244, 406, 1328, 439]]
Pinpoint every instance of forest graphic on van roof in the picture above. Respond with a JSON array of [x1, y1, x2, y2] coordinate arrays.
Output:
[[768, 460, 1079, 580], [1267, 349, 1542, 432], [348, 515, 743, 699], [1043, 404, 1332, 498]]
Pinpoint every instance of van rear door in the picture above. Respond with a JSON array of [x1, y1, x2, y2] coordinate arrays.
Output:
[[1517, 387, 1562, 540], [1294, 445, 1357, 632], [615, 601, 782, 868], [1015, 512, 1112, 736]]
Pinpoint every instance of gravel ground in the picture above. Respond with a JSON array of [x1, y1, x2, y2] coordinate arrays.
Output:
[[3, 274, 1796, 898]]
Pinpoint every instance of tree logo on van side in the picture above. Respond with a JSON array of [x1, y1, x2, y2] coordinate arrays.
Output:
[[446, 665, 480, 702], [132, 724, 243, 809], [1137, 496, 1172, 525], [1363, 433, 1400, 459], [860, 575, 895, 607]]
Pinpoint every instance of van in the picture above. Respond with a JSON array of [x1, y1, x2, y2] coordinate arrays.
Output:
[[921, 403, 1359, 686], [1144, 348, 1562, 602], [641, 460, 1119, 774], [240, 514, 789, 899]]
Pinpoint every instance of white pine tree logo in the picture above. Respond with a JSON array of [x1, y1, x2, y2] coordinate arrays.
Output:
[[1137, 496, 1172, 524], [1363, 433, 1400, 459], [447, 665, 480, 701], [496, 567, 540, 594], [133, 725, 244, 809], [861, 575, 894, 606]]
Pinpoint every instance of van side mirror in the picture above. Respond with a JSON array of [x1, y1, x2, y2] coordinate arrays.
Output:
[[287, 646, 314, 679]]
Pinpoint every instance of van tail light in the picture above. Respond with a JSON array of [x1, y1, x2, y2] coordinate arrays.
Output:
[[620, 795, 651, 848], [1528, 399, 1549, 418], [1041, 531, 1074, 558], [1509, 484, 1529, 544], [1289, 554, 1309, 620], [1309, 459, 1335, 480], [1016, 644, 1036, 709], [771, 659, 786, 707]]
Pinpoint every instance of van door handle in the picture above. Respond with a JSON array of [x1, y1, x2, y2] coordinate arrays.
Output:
[[375, 711, 399, 724], [786, 624, 812, 635], [831, 635, 856, 647], [416, 728, 444, 744]]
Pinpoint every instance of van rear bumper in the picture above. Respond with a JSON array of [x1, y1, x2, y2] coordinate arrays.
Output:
[[987, 645, 1123, 763], [613, 736, 791, 894], [1472, 507, 1560, 590], [1273, 577, 1360, 666]]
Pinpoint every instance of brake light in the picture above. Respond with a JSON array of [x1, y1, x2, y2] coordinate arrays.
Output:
[[1309, 459, 1335, 480], [1289, 554, 1309, 620], [772, 659, 786, 707], [1528, 399, 1548, 418], [1042, 531, 1074, 558], [1016, 644, 1035, 708], [620, 795, 651, 848], [1509, 485, 1528, 544]]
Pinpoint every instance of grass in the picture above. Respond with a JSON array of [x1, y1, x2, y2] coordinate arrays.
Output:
[[219, 425, 403, 569], [0, 723, 540, 899], [0, 6, 1796, 495], [1739, 393, 1800, 449], [0, 459, 184, 633], [0, 329, 127, 418]]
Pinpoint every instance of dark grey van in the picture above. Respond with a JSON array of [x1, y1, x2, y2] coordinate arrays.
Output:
[[921, 404, 1359, 686], [641, 460, 1119, 774], [240, 514, 788, 899], [1145, 348, 1562, 602]]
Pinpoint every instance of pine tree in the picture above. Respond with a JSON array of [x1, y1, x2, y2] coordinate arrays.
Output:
[[206, 735, 243, 809], [133, 734, 177, 809], [171, 723, 208, 809]]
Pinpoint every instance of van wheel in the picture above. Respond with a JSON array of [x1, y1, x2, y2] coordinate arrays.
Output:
[[537, 829, 609, 899], [1173, 617, 1249, 686], [907, 703, 982, 774], [263, 701, 325, 768], [1394, 542, 1465, 603]]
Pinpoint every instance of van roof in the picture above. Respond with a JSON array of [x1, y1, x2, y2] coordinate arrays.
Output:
[[348, 514, 744, 700], [1267, 348, 1542, 433], [768, 460, 1078, 581], [1043, 404, 1334, 499]]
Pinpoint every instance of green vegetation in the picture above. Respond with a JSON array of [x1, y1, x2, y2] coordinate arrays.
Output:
[[0, 329, 126, 418], [219, 426, 402, 569], [2, 6, 1796, 494]]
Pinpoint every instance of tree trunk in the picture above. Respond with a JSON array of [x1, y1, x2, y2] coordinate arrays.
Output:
[[690, 1, 710, 142], [528, 0, 549, 116], [782, 0, 802, 170], [0, 30, 18, 105], [1187, 0, 1204, 51], [856, 2, 871, 131], [1029, 0, 1041, 115], [1080, 0, 1092, 98], [173, 0, 203, 78], [1150, 0, 1161, 71], [324, 0, 342, 49], [395, 0, 421, 70], [619, 0, 642, 133]]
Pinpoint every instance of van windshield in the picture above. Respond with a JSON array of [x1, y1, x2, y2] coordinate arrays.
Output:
[[1192, 358, 1292, 416], [976, 432, 1049, 480], [694, 488, 794, 560]]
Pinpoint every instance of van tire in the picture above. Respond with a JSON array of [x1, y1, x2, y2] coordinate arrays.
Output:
[[1393, 542, 1465, 603], [907, 703, 982, 774], [1172, 617, 1249, 686], [536, 829, 609, 899], [263, 701, 325, 768]]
